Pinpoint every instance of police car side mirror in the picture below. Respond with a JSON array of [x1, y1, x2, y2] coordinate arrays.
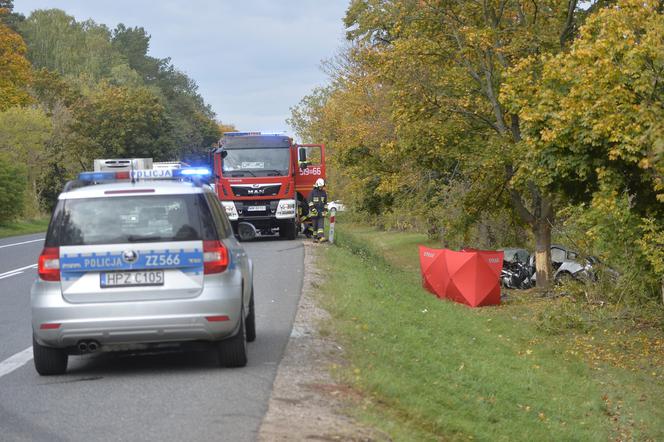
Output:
[[220, 150, 228, 159]]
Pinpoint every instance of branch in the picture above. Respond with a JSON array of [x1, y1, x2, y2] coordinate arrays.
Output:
[[448, 106, 503, 134], [510, 114, 522, 142], [560, 0, 579, 47], [482, 49, 509, 134], [450, 27, 483, 86], [505, 164, 535, 226], [509, 187, 536, 225]]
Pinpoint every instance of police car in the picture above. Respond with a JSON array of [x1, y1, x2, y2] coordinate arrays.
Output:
[[31, 166, 255, 375]]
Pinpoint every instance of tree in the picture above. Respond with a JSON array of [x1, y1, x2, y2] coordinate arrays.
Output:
[[0, 0, 24, 32], [303, 0, 594, 287], [0, 0, 13, 15], [0, 156, 26, 223], [18, 10, 122, 81], [18, 10, 221, 161], [505, 0, 664, 300], [506, 0, 664, 213], [217, 122, 237, 135], [0, 8, 31, 110], [30, 68, 81, 112], [111, 24, 161, 81], [0, 106, 52, 216], [71, 83, 172, 161]]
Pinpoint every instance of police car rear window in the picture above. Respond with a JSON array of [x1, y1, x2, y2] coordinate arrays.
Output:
[[46, 194, 217, 246]]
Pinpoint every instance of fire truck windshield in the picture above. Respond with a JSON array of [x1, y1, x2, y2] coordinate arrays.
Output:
[[222, 147, 290, 177]]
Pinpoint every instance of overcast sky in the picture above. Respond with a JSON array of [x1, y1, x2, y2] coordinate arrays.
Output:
[[14, 0, 349, 136]]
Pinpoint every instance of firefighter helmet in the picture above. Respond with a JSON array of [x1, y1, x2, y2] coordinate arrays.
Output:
[[315, 178, 325, 188]]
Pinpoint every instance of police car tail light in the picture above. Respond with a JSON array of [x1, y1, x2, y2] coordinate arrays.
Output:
[[38, 247, 60, 281], [203, 240, 229, 274]]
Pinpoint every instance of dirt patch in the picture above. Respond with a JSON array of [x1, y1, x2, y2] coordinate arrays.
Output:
[[257, 242, 381, 442]]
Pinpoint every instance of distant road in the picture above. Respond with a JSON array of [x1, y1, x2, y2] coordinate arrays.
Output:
[[0, 234, 305, 442]]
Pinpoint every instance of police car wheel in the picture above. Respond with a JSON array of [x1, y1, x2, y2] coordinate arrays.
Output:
[[33, 335, 68, 375], [245, 289, 256, 343], [217, 308, 248, 368]]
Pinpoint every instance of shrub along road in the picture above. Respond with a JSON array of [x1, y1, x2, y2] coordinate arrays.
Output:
[[0, 219, 49, 240], [317, 223, 664, 441]]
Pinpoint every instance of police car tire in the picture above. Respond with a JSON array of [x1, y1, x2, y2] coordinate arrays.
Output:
[[217, 308, 248, 368], [33, 335, 68, 375], [245, 289, 256, 343]]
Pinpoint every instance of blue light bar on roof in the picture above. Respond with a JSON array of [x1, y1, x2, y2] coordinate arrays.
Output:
[[77, 167, 211, 182], [177, 167, 211, 176], [223, 131, 287, 137], [78, 171, 124, 181], [223, 132, 261, 137]]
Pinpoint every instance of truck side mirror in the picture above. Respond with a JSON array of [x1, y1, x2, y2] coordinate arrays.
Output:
[[298, 147, 308, 169], [221, 150, 228, 159]]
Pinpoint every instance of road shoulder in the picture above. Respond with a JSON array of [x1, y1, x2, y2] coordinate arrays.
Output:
[[257, 242, 378, 441]]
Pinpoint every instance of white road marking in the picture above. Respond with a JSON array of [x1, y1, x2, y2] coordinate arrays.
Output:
[[0, 347, 33, 379], [0, 264, 38, 280], [0, 272, 23, 280], [0, 238, 44, 249]]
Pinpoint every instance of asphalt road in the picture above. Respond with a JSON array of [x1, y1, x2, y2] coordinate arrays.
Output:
[[0, 233, 305, 441]]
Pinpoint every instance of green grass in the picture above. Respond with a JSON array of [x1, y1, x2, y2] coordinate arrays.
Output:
[[317, 223, 664, 441], [0, 217, 49, 239]]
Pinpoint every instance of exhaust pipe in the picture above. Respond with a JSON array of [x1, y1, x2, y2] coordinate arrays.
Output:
[[77, 340, 100, 353], [238, 222, 257, 241]]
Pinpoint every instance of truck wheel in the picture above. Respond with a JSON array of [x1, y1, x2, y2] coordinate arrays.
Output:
[[217, 309, 248, 368], [33, 335, 68, 375], [279, 219, 297, 240], [246, 289, 256, 342]]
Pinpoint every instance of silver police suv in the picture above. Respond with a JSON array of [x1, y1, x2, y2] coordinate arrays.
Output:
[[32, 168, 255, 375]]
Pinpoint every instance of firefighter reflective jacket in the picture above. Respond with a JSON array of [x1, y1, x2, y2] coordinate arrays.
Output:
[[308, 188, 328, 214]]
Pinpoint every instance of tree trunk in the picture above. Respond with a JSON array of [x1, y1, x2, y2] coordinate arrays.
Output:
[[534, 219, 552, 289]]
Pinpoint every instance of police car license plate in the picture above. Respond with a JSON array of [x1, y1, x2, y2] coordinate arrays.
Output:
[[100, 271, 164, 288], [247, 205, 266, 212]]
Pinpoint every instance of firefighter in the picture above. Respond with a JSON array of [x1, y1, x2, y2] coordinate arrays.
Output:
[[308, 178, 328, 242], [298, 201, 314, 237]]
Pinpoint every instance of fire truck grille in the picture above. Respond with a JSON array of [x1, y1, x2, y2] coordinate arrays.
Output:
[[231, 184, 281, 197], [236, 200, 279, 217]]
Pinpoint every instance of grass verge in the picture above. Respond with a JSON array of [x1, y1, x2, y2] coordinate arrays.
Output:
[[0, 217, 49, 239], [317, 222, 663, 441]]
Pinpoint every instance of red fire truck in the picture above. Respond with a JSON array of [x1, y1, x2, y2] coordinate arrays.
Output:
[[211, 132, 325, 240]]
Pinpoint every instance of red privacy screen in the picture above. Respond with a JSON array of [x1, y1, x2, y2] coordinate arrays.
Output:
[[419, 246, 503, 307]]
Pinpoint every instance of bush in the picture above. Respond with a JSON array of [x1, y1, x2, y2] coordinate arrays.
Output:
[[0, 157, 26, 223], [36, 160, 69, 213], [556, 192, 663, 305]]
